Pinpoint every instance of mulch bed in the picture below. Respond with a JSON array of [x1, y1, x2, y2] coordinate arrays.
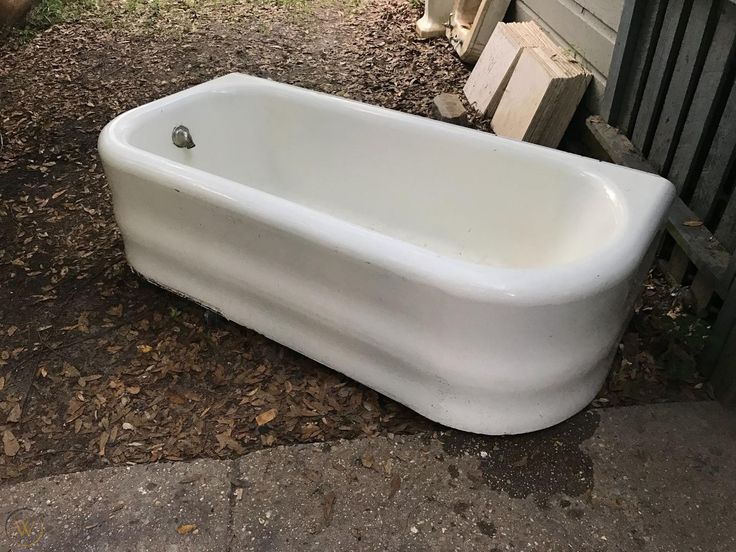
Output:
[[0, 0, 708, 485]]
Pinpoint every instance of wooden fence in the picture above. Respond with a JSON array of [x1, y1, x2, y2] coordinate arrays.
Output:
[[594, 0, 736, 403]]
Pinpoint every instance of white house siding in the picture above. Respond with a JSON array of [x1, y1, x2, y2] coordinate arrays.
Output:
[[507, 0, 624, 112]]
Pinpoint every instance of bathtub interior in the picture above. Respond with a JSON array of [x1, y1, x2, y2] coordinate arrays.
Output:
[[126, 83, 622, 269]]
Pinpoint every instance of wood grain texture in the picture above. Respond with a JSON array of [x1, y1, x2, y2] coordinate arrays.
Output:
[[587, 114, 736, 403], [600, 0, 646, 123], [667, 198, 733, 298], [491, 44, 590, 148], [585, 115, 733, 297], [666, 2, 736, 193], [689, 78, 736, 226], [464, 24, 525, 115], [510, 1, 606, 112], [647, 0, 718, 174], [491, 48, 555, 140], [716, 186, 736, 252], [630, 0, 692, 156], [608, 0, 668, 135]]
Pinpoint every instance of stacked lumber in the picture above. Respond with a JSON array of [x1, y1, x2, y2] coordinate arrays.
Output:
[[463, 21, 591, 148]]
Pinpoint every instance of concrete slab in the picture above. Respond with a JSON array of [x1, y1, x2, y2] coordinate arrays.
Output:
[[230, 402, 736, 551], [0, 459, 233, 552], [1, 403, 734, 551]]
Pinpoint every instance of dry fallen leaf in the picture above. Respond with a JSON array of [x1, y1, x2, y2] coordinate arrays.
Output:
[[177, 523, 197, 535], [255, 408, 277, 426], [215, 432, 245, 454], [61, 362, 81, 378], [7, 403, 22, 423], [137, 344, 153, 353], [106, 304, 123, 317], [99, 431, 110, 456], [66, 397, 85, 423], [77, 312, 90, 333], [3, 430, 20, 457], [0, 0, 700, 488]]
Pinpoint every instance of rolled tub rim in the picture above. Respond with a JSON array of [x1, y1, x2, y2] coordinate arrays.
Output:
[[98, 73, 676, 305]]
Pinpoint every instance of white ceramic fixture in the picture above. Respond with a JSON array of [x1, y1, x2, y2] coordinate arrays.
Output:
[[446, 0, 512, 62], [416, 0, 454, 38], [99, 74, 674, 435]]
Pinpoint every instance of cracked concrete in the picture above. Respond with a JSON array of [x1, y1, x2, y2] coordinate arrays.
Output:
[[1, 402, 735, 551], [0, 459, 232, 552]]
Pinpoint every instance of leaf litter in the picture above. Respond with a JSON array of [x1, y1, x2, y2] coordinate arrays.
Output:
[[0, 0, 707, 485]]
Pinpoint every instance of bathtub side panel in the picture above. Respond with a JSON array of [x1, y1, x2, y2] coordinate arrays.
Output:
[[104, 165, 636, 434]]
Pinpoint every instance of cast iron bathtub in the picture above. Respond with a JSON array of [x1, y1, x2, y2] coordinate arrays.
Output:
[[99, 74, 674, 434]]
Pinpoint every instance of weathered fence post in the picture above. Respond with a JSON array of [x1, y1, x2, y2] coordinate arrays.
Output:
[[595, 0, 736, 406]]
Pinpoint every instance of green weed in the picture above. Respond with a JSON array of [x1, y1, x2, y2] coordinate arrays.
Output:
[[26, 0, 98, 28]]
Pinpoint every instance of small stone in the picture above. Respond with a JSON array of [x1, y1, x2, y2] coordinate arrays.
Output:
[[431, 93, 468, 126]]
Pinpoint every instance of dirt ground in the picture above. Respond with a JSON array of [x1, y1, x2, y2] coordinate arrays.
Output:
[[0, 0, 709, 485]]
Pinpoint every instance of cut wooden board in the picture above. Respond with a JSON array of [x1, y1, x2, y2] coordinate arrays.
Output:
[[472, 21, 591, 148], [526, 47, 591, 147], [490, 47, 558, 141], [463, 24, 527, 116], [464, 21, 590, 120]]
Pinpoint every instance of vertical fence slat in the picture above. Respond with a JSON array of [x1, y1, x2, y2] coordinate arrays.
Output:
[[667, 3, 736, 195], [647, 0, 718, 174], [666, 247, 692, 285], [715, 182, 736, 252], [598, 0, 736, 400], [689, 79, 736, 224], [605, 0, 667, 135], [702, 279, 736, 398], [600, 0, 647, 124], [727, 247, 736, 289], [711, 328, 736, 405], [630, 0, 692, 156]]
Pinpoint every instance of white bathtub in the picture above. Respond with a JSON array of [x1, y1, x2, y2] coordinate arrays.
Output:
[[99, 74, 674, 435]]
